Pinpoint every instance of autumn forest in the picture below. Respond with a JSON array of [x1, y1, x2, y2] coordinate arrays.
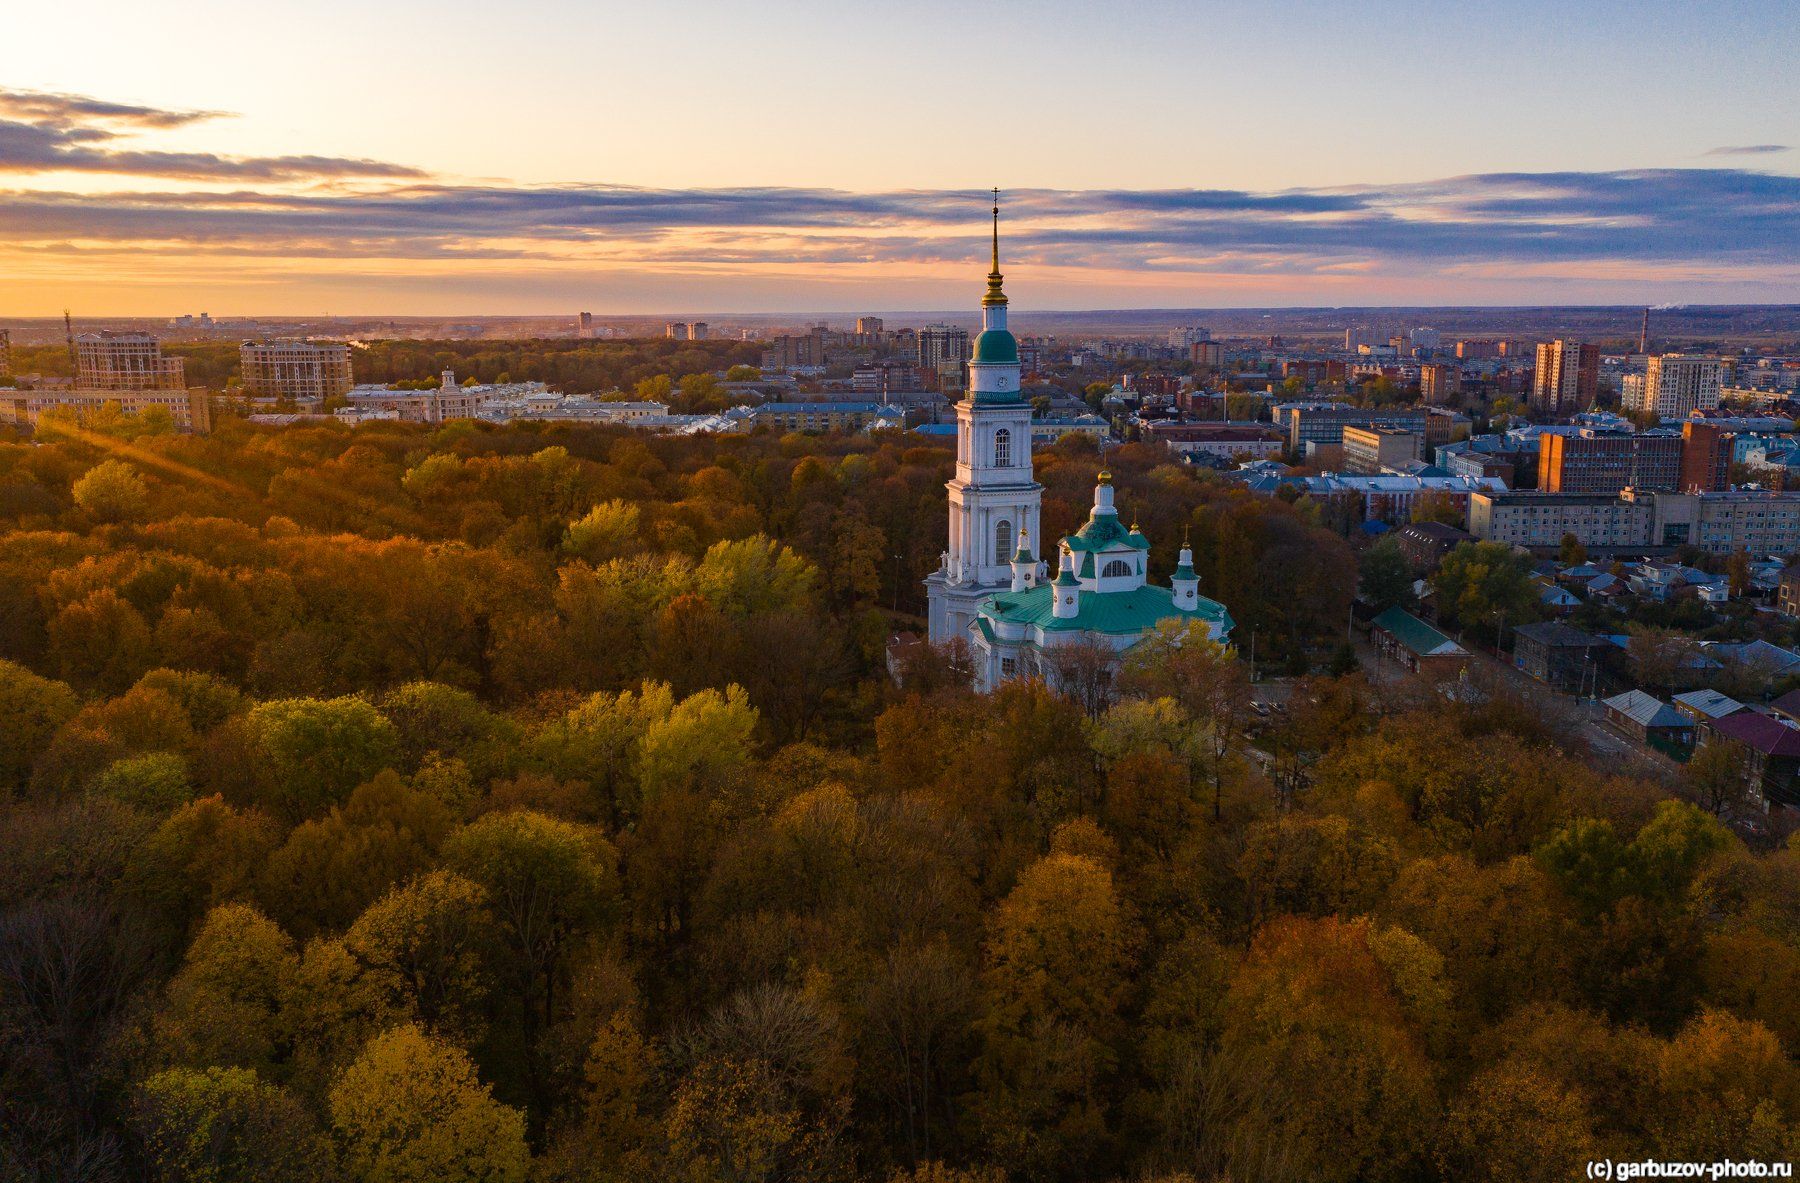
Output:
[[3, 408, 1799, 1183]]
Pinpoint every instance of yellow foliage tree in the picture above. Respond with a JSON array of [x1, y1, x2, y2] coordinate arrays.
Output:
[[329, 1024, 529, 1183]]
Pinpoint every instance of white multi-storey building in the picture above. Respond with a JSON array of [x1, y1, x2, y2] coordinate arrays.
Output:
[[1629, 354, 1724, 418], [1469, 491, 1653, 549]]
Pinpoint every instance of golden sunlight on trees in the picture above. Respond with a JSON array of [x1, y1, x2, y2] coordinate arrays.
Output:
[[72, 459, 150, 524], [7, 417, 1800, 1180]]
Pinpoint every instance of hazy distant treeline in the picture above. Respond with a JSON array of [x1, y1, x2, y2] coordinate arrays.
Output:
[[3, 338, 762, 394]]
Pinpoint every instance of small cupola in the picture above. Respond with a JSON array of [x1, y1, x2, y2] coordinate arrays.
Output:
[[1053, 545, 1080, 619], [1010, 528, 1037, 592], [1171, 528, 1200, 611]]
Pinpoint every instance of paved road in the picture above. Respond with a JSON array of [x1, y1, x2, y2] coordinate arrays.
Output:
[[1351, 627, 1679, 781]]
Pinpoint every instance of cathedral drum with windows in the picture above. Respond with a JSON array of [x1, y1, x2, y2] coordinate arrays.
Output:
[[923, 198, 1233, 692]]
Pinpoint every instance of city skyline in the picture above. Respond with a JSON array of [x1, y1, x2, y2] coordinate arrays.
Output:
[[2, 0, 1797, 314]]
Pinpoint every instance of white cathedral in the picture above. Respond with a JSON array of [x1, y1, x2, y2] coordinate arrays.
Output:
[[923, 201, 1234, 692]]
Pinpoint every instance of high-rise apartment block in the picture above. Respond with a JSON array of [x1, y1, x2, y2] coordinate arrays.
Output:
[[1419, 362, 1461, 405], [1190, 341, 1224, 368], [0, 328, 9, 378], [1532, 340, 1600, 417], [762, 330, 829, 372], [664, 322, 690, 340], [855, 316, 885, 335], [239, 340, 354, 401], [75, 332, 185, 391], [1631, 354, 1723, 418], [918, 323, 971, 372]]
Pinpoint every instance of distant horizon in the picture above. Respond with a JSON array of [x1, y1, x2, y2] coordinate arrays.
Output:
[[9, 302, 1800, 323]]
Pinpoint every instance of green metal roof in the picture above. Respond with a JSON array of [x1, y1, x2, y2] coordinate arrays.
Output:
[[1370, 606, 1466, 658], [1065, 511, 1151, 553], [983, 582, 1233, 638], [971, 329, 1018, 365]]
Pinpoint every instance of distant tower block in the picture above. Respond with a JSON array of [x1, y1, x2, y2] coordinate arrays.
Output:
[[1640, 307, 1651, 355]]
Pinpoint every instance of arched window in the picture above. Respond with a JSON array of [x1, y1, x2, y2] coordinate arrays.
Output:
[[995, 519, 1013, 565], [993, 427, 1012, 468], [1101, 559, 1132, 578]]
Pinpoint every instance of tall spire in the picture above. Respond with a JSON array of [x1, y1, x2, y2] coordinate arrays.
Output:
[[983, 188, 1007, 307]]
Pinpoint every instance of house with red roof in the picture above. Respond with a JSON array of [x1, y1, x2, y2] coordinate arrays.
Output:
[[1704, 711, 1800, 810]]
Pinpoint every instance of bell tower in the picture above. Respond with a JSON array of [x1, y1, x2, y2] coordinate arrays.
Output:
[[925, 192, 1043, 645]]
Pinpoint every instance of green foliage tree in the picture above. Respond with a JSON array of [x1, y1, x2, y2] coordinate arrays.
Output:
[[345, 869, 493, 1040], [444, 809, 621, 1083], [0, 659, 79, 793], [240, 697, 401, 820], [90, 751, 192, 812], [1357, 536, 1413, 612], [154, 903, 299, 1073], [1431, 541, 1539, 637], [72, 459, 150, 524], [132, 1066, 329, 1183], [564, 499, 643, 564]]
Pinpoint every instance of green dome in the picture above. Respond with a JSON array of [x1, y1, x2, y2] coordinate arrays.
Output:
[[971, 329, 1018, 365]]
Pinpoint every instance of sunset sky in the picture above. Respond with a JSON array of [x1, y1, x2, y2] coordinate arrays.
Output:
[[2, 0, 1797, 315]]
